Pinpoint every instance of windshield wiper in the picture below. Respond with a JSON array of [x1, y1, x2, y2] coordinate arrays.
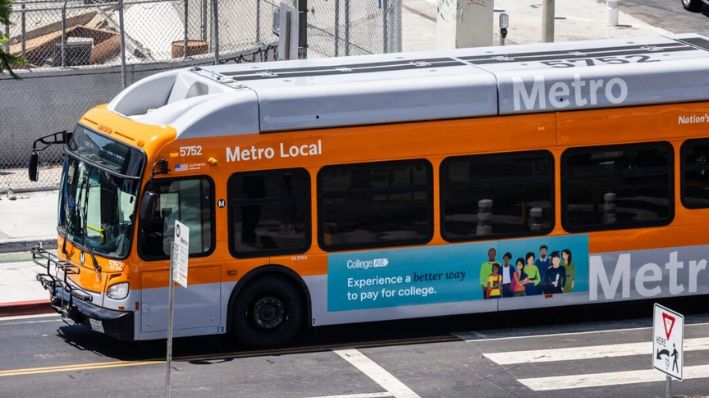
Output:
[[79, 169, 91, 248], [61, 172, 81, 257], [89, 251, 101, 274]]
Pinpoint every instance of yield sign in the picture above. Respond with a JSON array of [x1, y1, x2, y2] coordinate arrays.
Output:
[[653, 303, 684, 380], [662, 312, 676, 339]]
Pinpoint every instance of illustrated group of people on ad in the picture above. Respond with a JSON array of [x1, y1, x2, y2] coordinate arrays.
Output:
[[479, 246, 576, 299]]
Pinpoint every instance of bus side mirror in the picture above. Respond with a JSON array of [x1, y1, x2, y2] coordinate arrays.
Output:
[[139, 190, 158, 223], [29, 151, 39, 182]]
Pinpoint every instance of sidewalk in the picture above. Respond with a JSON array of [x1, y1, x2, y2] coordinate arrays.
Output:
[[0, 190, 58, 316], [0, 251, 54, 316], [0, 189, 58, 253], [401, 0, 670, 52], [0, 0, 677, 316]]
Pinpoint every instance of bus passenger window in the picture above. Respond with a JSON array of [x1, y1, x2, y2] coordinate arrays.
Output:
[[440, 151, 554, 242], [139, 178, 214, 259], [562, 142, 673, 232], [681, 139, 709, 209], [228, 169, 311, 258], [318, 160, 433, 251]]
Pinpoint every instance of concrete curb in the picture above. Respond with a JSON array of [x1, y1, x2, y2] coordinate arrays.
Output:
[[0, 299, 53, 317], [0, 238, 57, 254]]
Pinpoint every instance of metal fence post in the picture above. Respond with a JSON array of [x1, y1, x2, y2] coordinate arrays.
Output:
[[297, 0, 307, 59], [344, 0, 349, 56], [5, 14, 10, 54], [118, 0, 127, 88], [212, 0, 219, 64], [20, 2, 26, 59], [61, 1, 67, 67], [542, 0, 555, 43], [382, 0, 388, 53], [184, 0, 189, 60], [334, 0, 339, 56], [201, 0, 208, 41], [256, 0, 261, 43], [394, 0, 402, 52]]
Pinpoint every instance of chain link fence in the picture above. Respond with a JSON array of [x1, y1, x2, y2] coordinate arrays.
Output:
[[0, 0, 401, 193], [306, 0, 401, 58], [3, 0, 280, 69]]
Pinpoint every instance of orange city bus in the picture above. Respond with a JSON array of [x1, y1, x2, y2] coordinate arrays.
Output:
[[28, 33, 709, 346]]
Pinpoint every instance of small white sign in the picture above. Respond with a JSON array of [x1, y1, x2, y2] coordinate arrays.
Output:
[[652, 303, 684, 380], [89, 318, 104, 333], [172, 220, 189, 288]]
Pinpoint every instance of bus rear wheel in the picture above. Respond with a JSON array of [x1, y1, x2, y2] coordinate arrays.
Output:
[[231, 276, 304, 348]]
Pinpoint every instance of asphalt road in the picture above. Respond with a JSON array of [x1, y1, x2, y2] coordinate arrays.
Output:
[[0, 299, 708, 398], [621, 0, 709, 33]]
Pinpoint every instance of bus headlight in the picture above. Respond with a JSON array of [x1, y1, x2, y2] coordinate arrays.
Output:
[[106, 282, 130, 300]]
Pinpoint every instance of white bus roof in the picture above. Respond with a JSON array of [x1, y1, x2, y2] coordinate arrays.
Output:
[[108, 33, 709, 139]]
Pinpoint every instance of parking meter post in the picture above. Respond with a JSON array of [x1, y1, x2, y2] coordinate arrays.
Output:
[[499, 13, 509, 46]]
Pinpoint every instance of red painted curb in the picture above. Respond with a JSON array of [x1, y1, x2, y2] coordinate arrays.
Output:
[[0, 299, 53, 317]]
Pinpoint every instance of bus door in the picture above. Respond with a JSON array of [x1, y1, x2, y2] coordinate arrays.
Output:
[[138, 177, 222, 335]]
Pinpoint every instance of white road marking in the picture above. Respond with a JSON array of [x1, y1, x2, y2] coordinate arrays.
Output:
[[306, 392, 393, 398], [0, 313, 59, 322], [456, 325, 648, 342], [459, 321, 709, 343], [462, 330, 488, 340], [518, 364, 709, 391], [334, 349, 420, 398], [1, 319, 63, 327], [484, 337, 709, 365]]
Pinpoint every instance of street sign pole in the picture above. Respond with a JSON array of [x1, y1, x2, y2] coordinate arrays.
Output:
[[165, 221, 189, 398], [652, 302, 684, 397], [165, 243, 175, 398]]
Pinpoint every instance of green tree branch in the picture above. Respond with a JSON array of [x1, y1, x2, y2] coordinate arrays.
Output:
[[1, 0, 23, 79]]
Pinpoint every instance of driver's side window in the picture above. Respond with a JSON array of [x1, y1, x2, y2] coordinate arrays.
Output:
[[139, 177, 214, 260]]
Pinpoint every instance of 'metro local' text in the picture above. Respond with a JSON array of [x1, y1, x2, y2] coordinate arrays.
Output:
[[226, 140, 323, 162]]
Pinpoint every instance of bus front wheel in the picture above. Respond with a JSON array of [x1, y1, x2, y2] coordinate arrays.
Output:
[[231, 276, 304, 347]]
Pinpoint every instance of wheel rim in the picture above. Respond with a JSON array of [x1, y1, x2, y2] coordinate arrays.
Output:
[[251, 296, 285, 330]]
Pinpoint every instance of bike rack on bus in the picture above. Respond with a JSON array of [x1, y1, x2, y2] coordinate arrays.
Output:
[[32, 245, 93, 319]]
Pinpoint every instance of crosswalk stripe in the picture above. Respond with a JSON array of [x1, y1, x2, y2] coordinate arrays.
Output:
[[334, 349, 420, 398], [306, 393, 392, 398], [483, 337, 709, 365], [459, 321, 709, 343], [517, 364, 709, 391]]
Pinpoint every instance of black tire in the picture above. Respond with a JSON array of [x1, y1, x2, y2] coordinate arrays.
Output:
[[682, 0, 703, 12], [231, 276, 305, 348]]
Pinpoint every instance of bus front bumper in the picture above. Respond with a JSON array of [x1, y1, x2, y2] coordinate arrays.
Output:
[[32, 246, 134, 340], [48, 285, 134, 340]]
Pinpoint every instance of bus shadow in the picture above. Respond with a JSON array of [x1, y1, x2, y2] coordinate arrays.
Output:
[[55, 323, 233, 362], [53, 294, 708, 363]]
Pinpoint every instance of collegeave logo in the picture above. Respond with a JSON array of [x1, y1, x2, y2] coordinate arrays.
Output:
[[346, 258, 389, 270], [512, 74, 629, 111]]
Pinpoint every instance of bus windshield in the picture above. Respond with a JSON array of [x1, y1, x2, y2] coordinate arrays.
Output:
[[58, 125, 145, 259]]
